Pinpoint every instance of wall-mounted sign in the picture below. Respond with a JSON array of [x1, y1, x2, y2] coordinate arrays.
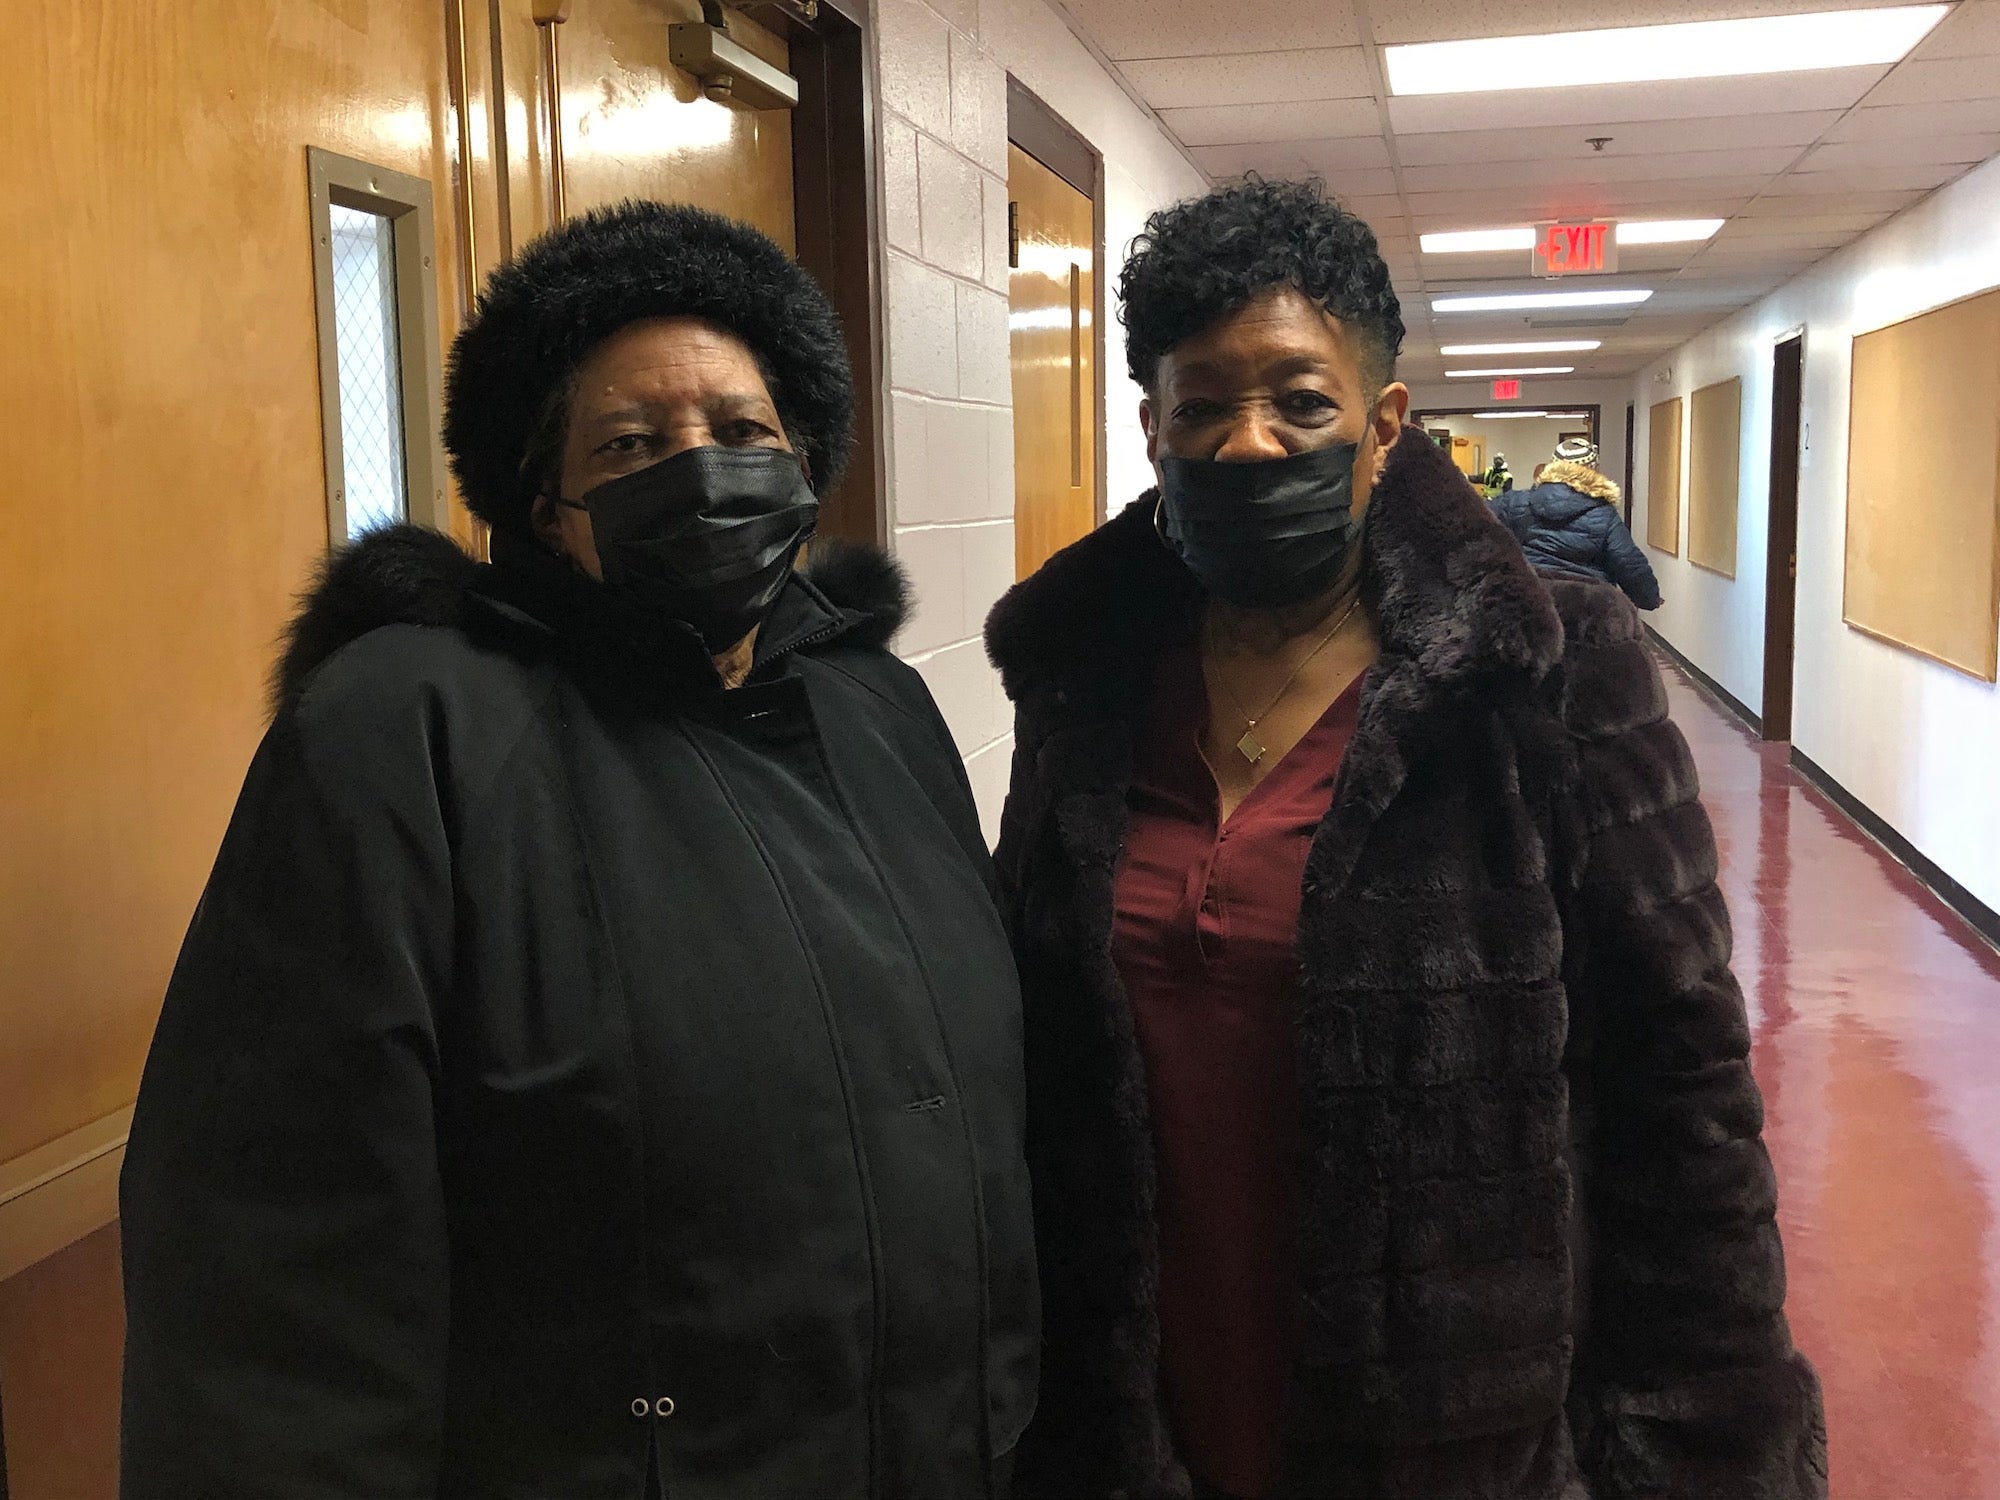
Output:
[[1534, 222, 1618, 277], [1492, 378, 1522, 400]]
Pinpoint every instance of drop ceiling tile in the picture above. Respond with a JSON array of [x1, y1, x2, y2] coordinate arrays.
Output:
[[1386, 69, 1888, 135], [1158, 98, 1383, 146], [1119, 49, 1374, 109], [1616, 245, 1706, 274], [1393, 112, 1840, 165], [1861, 56, 2000, 107], [1824, 97, 2000, 139], [1417, 250, 1699, 279], [1660, 267, 1798, 290], [1191, 146, 1400, 194], [1340, 193, 1411, 225], [1400, 147, 1798, 193], [1062, 0, 1361, 59], [1912, 0, 2000, 60], [1409, 195, 1758, 230], [1739, 189, 1927, 216], [1401, 178, 1775, 219], [1801, 132, 2000, 170], [1368, 0, 1903, 44], [1190, 136, 1393, 176], [1767, 162, 1959, 193], [1697, 230, 1847, 254], [1716, 211, 1890, 237]]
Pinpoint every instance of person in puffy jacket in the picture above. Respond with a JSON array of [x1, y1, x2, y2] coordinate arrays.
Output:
[[1491, 453, 1662, 609]]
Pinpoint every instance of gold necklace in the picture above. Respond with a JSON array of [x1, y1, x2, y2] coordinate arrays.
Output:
[[1207, 593, 1364, 766]]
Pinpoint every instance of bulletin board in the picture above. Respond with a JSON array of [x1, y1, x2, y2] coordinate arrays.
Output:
[[1844, 286, 2000, 682], [1646, 396, 1683, 555], [1687, 377, 1742, 577]]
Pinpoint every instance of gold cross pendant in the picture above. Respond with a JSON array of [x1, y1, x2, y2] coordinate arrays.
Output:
[[1236, 724, 1267, 765]]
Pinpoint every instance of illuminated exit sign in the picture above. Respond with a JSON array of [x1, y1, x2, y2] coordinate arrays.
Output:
[[1492, 379, 1522, 400], [1535, 222, 1618, 276]]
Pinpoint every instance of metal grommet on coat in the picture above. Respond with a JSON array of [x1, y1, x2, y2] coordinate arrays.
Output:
[[654, 1396, 677, 1418], [631, 1397, 651, 1418]]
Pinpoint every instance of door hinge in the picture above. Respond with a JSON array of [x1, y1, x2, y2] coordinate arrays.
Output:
[[1007, 201, 1019, 269]]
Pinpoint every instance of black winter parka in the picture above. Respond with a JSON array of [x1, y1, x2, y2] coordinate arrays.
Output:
[[119, 530, 1038, 1500]]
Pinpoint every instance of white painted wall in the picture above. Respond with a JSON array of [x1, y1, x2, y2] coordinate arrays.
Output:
[[870, 0, 1207, 838], [1632, 152, 2000, 916]]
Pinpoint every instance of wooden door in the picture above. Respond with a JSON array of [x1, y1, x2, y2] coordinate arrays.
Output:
[[1763, 335, 1805, 741], [0, 2, 809, 1490], [1008, 143, 1098, 580]]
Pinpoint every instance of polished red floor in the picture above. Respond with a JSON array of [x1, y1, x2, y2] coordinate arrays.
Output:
[[1662, 663, 2000, 1500]]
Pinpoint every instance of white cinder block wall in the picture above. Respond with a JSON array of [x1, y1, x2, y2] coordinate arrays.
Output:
[[870, 0, 1206, 841], [1632, 152, 2000, 917]]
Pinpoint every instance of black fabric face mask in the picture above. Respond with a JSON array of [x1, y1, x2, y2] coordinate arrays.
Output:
[[1157, 442, 1360, 608], [561, 445, 819, 651]]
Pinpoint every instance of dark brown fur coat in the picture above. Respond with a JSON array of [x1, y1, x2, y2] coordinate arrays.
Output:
[[983, 429, 1827, 1499]]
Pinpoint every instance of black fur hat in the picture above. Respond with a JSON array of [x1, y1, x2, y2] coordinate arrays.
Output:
[[443, 200, 855, 533]]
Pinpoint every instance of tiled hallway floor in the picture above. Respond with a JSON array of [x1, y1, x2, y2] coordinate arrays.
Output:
[[1663, 663, 2000, 1499]]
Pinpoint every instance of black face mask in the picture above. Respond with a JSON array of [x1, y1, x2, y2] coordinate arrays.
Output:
[[561, 445, 819, 651], [1157, 442, 1360, 608]]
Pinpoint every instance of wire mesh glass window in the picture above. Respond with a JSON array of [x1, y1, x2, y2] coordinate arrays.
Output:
[[328, 205, 409, 536], [307, 148, 446, 544]]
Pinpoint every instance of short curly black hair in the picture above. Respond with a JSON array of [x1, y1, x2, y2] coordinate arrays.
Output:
[[444, 200, 854, 533], [1119, 177, 1404, 395]]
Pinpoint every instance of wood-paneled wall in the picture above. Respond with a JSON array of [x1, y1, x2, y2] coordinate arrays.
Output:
[[1, 3, 800, 1492]]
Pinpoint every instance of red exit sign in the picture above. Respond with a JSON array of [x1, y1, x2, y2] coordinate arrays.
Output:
[[1535, 221, 1618, 276], [1492, 379, 1522, 400]]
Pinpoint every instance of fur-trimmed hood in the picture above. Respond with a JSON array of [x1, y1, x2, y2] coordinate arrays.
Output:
[[985, 421, 1565, 716], [273, 526, 911, 710], [1537, 459, 1619, 503]]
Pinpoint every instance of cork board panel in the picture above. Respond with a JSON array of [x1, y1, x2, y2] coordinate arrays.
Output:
[[1646, 396, 1683, 555], [1687, 377, 1742, 578], [1844, 287, 2000, 682]]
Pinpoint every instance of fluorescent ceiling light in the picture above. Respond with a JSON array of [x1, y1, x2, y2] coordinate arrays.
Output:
[[1425, 219, 1726, 254], [1384, 5, 1948, 96], [1472, 411, 1552, 419], [1441, 340, 1601, 355], [1445, 366, 1576, 377], [1421, 228, 1537, 254], [1434, 289, 1653, 312], [1616, 218, 1725, 245]]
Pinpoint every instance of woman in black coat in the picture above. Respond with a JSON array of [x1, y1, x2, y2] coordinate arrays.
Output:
[[1491, 454, 1663, 610], [119, 202, 1037, 1500], [985, 179, 1822, 1499]]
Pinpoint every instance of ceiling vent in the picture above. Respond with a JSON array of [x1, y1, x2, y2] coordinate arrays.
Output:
[[1527, 315, 1634, 329]]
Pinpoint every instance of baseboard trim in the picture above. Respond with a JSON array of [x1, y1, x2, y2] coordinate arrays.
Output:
[[1644, 626, 1763, 735], [0, 1107, 130, 1283], [1790, 749, 2000, 957]]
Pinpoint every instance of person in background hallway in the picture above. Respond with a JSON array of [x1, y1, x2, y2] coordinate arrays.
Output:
[[119, 201, 1036, 1499], [985, 178, 1824, 1500], [1492, 438, 1663, 610]]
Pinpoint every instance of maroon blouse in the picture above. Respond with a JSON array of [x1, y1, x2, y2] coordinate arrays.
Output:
[[1111, 648, 1364, 1500]]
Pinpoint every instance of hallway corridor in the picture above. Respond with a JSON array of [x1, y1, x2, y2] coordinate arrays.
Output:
[[1664, 664, 2000, 1499]]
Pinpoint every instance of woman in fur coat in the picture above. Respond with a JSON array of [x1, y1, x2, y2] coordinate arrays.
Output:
[[985, 178, 1824, 1500]]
